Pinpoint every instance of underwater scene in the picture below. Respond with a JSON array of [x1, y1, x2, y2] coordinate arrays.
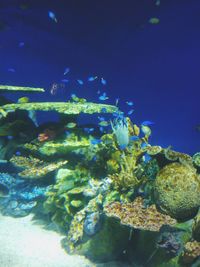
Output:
[[0, 1, 200, 267]]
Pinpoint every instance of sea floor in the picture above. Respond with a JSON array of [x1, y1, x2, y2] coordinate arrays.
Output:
[[0, 213, 130, 267], [0, 213, 95, 267]]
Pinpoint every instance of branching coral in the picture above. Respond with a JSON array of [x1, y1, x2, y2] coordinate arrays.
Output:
[[108, 152, 142, 190], [108, 139, 146, 191]]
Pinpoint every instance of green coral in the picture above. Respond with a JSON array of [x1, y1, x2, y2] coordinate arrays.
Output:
[[1, 101, 118, 115], [38, 139, 90, 156], [0, 85, 45, 92], [43, 167, 95, 229]]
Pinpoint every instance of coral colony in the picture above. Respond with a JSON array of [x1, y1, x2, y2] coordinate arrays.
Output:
[[0, 84, 199, 266]]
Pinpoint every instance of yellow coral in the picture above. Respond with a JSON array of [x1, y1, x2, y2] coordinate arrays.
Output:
[[10, 155, 68, 179], [181, 241, 200, 265]]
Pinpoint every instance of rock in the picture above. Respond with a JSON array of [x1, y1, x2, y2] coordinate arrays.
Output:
[[69, 217, 130, 262]]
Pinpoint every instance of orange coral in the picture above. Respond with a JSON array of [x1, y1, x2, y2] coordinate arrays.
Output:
[[104, 197, 176, 232], [38, 129, 56, 142]]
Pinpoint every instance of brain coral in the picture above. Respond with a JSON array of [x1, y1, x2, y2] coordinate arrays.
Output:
[[154, 163, 200, 221]]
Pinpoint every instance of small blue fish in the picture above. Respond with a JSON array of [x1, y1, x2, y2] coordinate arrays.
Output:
[[98, 116, 105, 121], [101, 107, 107, 113], [63, 67, 70, 75], [119, 144, 127, 150], [143, 153, 151, 163], [7, 136, 13, 140], [101, 78, 107, 85], [88, 76, 98, 82], [48, 11, 57, 23], [129, 135, 139, 141], [18, 42, 25, 47], [112, 112, 124, 119], [99, 126, 105, 132], [77, 79, 84, 85], [141, 142, 148, 149], [71, 93, 76, 98], [126, 101, 134, 106], [84, 127, 94, 133], [90, 139, 102, 145], [65, 131, 71, 136], [61, 79, 69, 83], [8, 68, 15, 72], [92, 156, 97, 161], [15, 151, 21, 156], [99, 92, 109, 101], [141, 120, 154, 126], [97, 90, 101, 94], [127, 109, 134, 115], [155, 0, 160, 6], [115, 98, 119, 106]]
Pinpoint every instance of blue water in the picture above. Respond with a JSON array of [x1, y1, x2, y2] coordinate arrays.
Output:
[[0, 0, 199, 154]]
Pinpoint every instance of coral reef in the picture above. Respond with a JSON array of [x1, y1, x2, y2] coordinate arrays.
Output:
[[154, 162, 200, 221], [38, 139, 90, 156], [10, 155, 68, 179], [0, 84, 199, 266], [104, 197, 177, 231], [0, 172, 48, 217]]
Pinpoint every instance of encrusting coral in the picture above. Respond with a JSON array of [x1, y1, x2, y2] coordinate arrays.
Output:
[[10, 155, 68, 179], [104, 197, 177, 232], [1, 101, 118, 115]]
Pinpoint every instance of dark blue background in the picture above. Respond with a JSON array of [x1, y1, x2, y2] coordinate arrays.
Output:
[[0, 0, 199, 154]]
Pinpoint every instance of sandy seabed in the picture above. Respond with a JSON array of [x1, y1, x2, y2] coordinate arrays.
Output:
[[0, 213, 95, 267]]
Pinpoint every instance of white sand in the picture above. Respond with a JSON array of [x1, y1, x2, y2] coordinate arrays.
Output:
[[0, 213, 95, 267]]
